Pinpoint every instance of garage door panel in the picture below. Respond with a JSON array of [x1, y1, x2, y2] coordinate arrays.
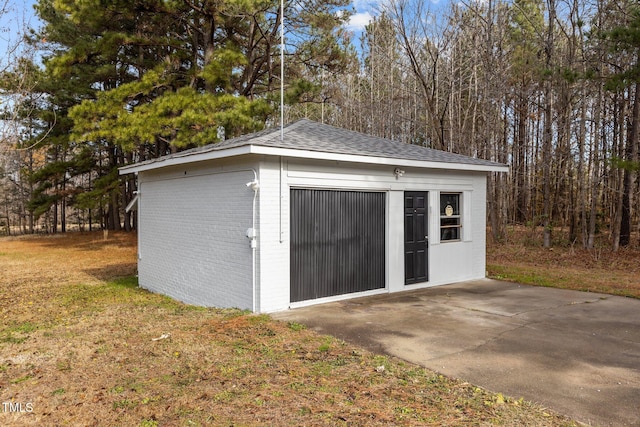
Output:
[[290, 189, 385, 303]]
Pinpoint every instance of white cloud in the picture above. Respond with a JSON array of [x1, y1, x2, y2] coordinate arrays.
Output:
[[352, 0, 386, 10], [346, 11, 374, 31]]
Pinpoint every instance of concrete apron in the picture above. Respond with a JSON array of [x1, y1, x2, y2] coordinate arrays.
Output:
[[272, 279, 640, 427]]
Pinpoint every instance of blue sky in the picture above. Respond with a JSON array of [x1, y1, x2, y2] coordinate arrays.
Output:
[[345, 0, 445, 36], [0, 0, 38, 68], [347, 0, 382, 31]]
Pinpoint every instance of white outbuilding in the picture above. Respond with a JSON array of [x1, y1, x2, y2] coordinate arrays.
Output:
[[120, 119, 508, 313]]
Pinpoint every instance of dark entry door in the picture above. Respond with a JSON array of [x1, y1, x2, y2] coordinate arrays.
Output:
[[404, 191, 428, 285], [290, 189, 385, 303]]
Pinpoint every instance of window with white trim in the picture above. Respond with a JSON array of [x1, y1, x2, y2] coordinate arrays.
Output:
[[440, 193, 462, 241]]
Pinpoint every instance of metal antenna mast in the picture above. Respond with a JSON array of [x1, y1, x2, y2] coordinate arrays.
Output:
[[280, 0, 284, 141]]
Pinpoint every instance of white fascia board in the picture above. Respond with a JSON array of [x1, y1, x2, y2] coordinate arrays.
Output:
[[251, 146, 510, 173], [118, 145, 254, 175], [119, 144, 509, 175]]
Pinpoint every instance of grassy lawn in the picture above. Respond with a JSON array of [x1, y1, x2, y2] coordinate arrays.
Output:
[[0, 232, 578, 426], [487, 227, 640, 299]]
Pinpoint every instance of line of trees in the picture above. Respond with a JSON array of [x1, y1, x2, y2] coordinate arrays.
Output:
[[302, 0, 640, 250], [1, 0, 351, 233], [0, 0, 638, 251]]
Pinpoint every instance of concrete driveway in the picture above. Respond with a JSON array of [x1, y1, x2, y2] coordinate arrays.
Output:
[[272, 279, 640, 427]]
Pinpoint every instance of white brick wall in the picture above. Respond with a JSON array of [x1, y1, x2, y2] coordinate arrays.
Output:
[[471, 176, 488, 278], [256, 157, 290, 312], [138, 164, 256, 310], [417, 175, 488, 286], [266, 161, 490, 309], [134, 155, 490, 312]]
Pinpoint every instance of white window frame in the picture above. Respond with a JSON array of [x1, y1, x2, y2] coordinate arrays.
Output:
[[439, 192, 462, 242]]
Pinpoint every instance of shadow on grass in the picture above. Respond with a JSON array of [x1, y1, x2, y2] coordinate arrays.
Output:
[[84, 263, 138, 281], [13, 231, 137, 252]]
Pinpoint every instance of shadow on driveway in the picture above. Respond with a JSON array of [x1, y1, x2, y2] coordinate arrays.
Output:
[[273, 279, 640, 427]]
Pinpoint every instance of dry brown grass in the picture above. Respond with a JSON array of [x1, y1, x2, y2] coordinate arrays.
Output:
[[487, 226, 640, 298], [0, 232, 578, 426]]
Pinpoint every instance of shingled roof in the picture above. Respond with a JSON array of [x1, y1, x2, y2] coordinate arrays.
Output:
[[120, 119, 508, 174]]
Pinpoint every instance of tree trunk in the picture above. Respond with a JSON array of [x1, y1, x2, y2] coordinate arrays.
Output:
[[578, 90, 588, 246], [587, 85, 603, 249], [542, 0, 556, 248], [52, 197, 58, 234], [107, 194, 121, 231], [611, 93, 626, 251], [515, 93, 528, 223], [61, 179, 66, 233], [619, 82, 639, 247]]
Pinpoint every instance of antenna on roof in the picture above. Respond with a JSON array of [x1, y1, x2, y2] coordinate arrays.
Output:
[[280, 0, 285, 141]]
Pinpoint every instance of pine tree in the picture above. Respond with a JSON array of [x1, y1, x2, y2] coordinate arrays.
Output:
[[19, 0, 351, 231]]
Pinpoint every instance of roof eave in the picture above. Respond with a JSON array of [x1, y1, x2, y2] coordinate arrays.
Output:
[[252, 146, 509, 173], [119, 144, 509, 175], [118, 145, 254, 175]]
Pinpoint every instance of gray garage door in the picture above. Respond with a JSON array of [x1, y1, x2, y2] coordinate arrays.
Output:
[[290, 189, 385, 303]]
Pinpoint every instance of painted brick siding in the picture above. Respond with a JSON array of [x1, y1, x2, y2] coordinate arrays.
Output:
[[132, 155, 492, 312], [138, 168, 255, 310], [256, 157, 290, 312], [280, 161, 490, 298], [470, 175, 488, 278]]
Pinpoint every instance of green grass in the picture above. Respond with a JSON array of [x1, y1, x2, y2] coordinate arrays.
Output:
[[10, 375, 33, 384], [288, 321, 307, 331], [0, 322, 40, 345], [0, 233, 581, 426], [57, 276, 208, 315], [488, 265, 559, 288], [488, 263, 640, 298]]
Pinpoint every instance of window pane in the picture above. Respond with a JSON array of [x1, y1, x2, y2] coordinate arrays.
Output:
[[441, 217, 460, 227], [441, 226, 460, 241], [440, 193, 461, 241], [440, 193, 460, 216]]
